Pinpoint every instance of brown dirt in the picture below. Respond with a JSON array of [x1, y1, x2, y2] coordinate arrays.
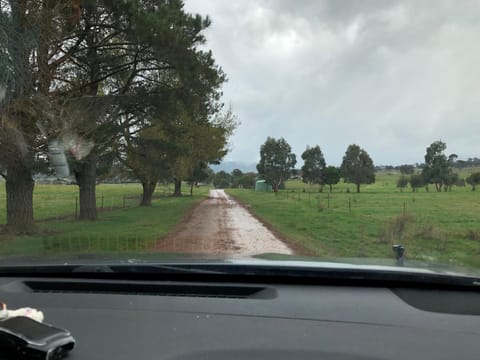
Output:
[[155, 190, 294, 257], [228, 193, 314, 257]]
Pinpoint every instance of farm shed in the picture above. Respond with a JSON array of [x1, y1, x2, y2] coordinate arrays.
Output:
[[255, 180, 272, 192]]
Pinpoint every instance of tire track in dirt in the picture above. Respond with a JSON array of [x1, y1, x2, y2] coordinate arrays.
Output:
[[155, 189, 293, 257]]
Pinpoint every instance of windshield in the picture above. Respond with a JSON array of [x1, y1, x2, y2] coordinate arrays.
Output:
[[0, 0, 479, 276]]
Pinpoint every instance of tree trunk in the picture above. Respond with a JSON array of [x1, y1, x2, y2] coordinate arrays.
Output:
[[70, 3, 100, 221], [190, 182, 194, 197], [329, 184, 333, 193], [5, 162, 35, 234], [173, 179, 182, 197], [356, 183, 361, 193], [74, 152, 98, 220], [140, 181, 156, 206], [273, 182, 279, 193]]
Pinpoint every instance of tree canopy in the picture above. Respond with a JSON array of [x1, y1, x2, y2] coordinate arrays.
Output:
[[301, 145, 325, 188], [0, 0, 234, 232], [256, 137, 296, 192], [409, 174, 424, 192], [322, 166, 340, 192], [340, 144, 375, 193], [421, 141, 456, 192], [466, 172, 480, 191], [397, 176, 409, 192], [398, 164, 415, 175]]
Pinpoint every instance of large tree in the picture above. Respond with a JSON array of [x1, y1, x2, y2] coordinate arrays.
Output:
[[322, 166, 340, 192], [301, 145, 325, 190], [120, 106, 235, 202], [213, 171, 232, 189], [409, 174, 424, 192], [120, 124, 172, 206], [397, 176, 409, 192], [398, 164, 415, 175], [1, 0, 227, 228], [60, 0, 223, 218], [168, 109, 236, 197], [256, 137, 296, 192], [340, 144, 375, 193], [186, 162, 210, 196], [466, 172, 480, 191], [421, 141, 456, 192], [0, 0, 83, 233], [444, 172, 459, 192]]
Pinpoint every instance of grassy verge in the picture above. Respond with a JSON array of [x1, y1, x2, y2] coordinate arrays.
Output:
[[227, 178, 480, 269], [0, 183, 181, 223], [0, 184, 208, 256]]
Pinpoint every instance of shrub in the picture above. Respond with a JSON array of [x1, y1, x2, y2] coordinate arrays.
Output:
[[416, 223, 444, 241], [466, 229, 480, 241], [415, 223, 446, 251], [378, 215, 414, 244], [397, 176, 409, 192]]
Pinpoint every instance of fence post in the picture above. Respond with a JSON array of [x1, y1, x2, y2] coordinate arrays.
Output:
[[123, 195, 126, 208], [101, 196, 104, 211], [327, 193, 330, 208], [403, 201, 406, 216], [349, 198, 351, 212], [75, 197, 78, 219]]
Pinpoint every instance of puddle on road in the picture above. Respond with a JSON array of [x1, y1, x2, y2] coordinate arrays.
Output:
[[210, 190, 292, 257]]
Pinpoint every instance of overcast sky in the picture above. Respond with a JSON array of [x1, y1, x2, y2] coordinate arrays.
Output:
[[184, 0, 480, 166]]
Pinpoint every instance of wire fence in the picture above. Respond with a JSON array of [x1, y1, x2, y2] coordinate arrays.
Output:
[[274, 189, 411, 216], [0, 187, 176, 224]]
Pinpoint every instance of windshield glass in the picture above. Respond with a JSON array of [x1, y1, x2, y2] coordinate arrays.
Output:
[[0, 0, 479, 275]]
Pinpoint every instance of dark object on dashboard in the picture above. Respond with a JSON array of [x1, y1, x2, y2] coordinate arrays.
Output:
[[0, 316, 75, 360], [393, 288, 480, 315], [392, 245, 405, 266]]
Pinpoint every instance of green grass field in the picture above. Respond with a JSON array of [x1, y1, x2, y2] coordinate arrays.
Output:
[[227, 171, 480, 269], [0, 183, 208, 256], [0, 183, 182, 223]]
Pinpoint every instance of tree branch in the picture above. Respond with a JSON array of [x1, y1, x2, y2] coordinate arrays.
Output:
[[49, 31, 88, 70]]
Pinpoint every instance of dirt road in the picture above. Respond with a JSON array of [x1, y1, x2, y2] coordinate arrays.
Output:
[[155, 189, 293, 257]]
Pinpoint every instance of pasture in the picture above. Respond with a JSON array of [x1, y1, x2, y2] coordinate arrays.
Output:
[[227, 171, 480, 269], [0, 183, 208, 256]]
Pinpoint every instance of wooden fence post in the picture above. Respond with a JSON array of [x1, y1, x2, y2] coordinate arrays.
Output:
[[75, 197, 78, 219]]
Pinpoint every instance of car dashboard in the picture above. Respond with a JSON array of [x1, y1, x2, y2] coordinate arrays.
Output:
[[0, 275, 479, 360]]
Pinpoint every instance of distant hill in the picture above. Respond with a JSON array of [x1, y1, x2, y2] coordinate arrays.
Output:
[[211, 161, 257, 173]]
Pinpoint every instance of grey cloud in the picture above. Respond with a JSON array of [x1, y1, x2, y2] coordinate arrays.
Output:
[[185, 0, 480, 165]]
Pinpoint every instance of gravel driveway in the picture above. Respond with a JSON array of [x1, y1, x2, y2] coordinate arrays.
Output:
[[155, 189, 293, 257]]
